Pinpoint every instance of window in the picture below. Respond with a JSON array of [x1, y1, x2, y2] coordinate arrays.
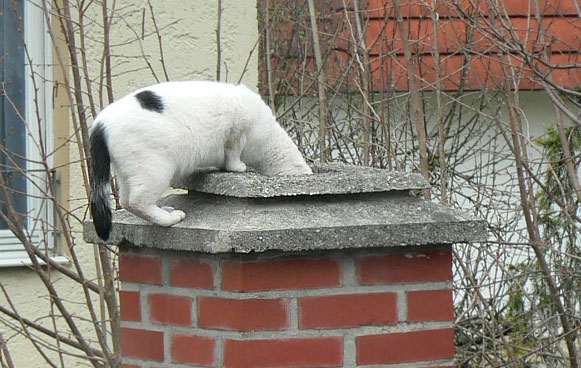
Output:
[[0, 0, 66, 266]]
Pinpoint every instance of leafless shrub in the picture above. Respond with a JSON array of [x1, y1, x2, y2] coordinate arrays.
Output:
[[0, 0, 176, 366], [259, 0, 580, 366]]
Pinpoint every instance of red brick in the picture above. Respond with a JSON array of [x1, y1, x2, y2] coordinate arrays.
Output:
[[267, 0, 581, 93], [121, 365, 141, 368], [551, 53, 581, 88], [299, 293, 397, 329], [367, 0, 437, 18], [172, 333, 216, 367], [198, 297, 290, 331], [121, 327, 164, 361], [367, 18, 468, 56], [501, 0, 580, 16], [223, 337, 343, 368], [170, 257, 215, 289], [272, 46, 581, 93], [357, 251, 452, 284], [149, 293, 192, 326], [367, 0, 581, 17], [119, 290, 141, 322], [408, 289, 454, 322], [357, 328, 455, 365], [370, 52, 581, 91], [506, 18, 581, 53], [119, 253, 162, 285], [221, 258, 341, 291], [368, 17, 581, 56], [372, 54, 510, 91]]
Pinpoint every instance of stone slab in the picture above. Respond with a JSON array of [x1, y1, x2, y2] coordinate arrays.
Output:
[[84, 191, 487, 253], [178, 162, 430, 197]]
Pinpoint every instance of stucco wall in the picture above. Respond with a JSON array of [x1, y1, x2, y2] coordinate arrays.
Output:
[[0, 1, 258, 366], [107, 0, 259, 96]]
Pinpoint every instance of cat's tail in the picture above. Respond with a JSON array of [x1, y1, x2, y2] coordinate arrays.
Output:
[[89, 122, 112, 241]]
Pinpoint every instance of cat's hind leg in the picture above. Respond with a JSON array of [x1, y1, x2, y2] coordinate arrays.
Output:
[[224, 134, 247, 173], [117, 174, 131, 209], [125, 173, 185, 227]]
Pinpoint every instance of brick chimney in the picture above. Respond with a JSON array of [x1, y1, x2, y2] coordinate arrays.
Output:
[[85, 163, 486, 368]]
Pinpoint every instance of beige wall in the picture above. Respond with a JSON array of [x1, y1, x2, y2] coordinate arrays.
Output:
[[106, 0, 260, 97], [0, 1, 258, 366]]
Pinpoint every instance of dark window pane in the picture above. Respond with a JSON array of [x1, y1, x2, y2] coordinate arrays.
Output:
[[0, 0, 27, 230]]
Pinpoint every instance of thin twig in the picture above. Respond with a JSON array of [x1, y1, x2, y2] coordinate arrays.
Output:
[[216, 0, 222, 81], [307, 0, 330, 162]]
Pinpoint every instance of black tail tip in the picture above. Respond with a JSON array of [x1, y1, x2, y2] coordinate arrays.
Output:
[[91, 202, 112, 241], [94, 222, 111, 241]]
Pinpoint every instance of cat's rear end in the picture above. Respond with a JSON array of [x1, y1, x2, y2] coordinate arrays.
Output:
[[89, 81, 311, 241], [89, 88, 189, 240]]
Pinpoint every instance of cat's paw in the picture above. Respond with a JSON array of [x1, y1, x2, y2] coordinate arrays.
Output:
[[170, 210, 186, 223], [157, 209, 186, 227], [161, 206, 174, 212], [226, 161, 247, 173]]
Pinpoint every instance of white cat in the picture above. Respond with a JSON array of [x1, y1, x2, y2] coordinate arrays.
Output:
[[89, 81, 312, 240]]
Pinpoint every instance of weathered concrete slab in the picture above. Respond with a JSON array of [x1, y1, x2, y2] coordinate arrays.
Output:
[[84, 192, 487, 254], [178, 162, 430, 197], [84, 163, 487, 253]]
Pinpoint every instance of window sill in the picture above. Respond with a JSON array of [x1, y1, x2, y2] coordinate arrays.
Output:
[[0, 255, 70, 268]]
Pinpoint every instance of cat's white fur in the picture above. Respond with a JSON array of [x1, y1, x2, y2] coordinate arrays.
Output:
[[90, 81, 311, 236]]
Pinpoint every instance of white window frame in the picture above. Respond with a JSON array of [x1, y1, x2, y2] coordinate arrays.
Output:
[[0, 0, 68, 267]]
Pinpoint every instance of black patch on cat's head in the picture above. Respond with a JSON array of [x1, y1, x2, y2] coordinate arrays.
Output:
[[135, 90, 164, 113]]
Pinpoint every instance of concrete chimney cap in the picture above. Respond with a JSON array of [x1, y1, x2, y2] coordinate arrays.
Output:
[[179, 162, 431, 198], [84, 163, 487, 253]]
